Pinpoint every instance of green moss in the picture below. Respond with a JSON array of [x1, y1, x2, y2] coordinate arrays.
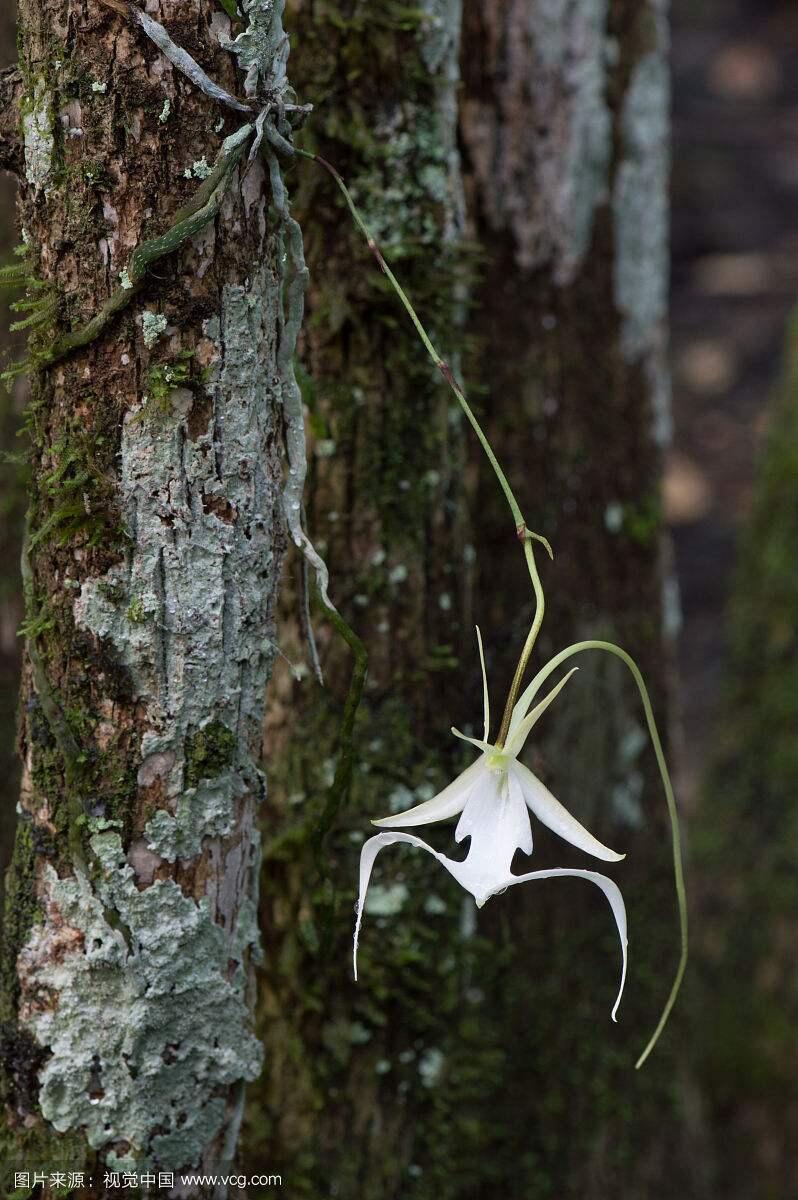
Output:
[[623, 494, 662, 546], [0, 824, 41, 1022], [0, 1102, 88, 1195], [126, 597, 145, 624], [139, 350, 194, 422], [0, 245, 60, 393], [184, 720, 237, 789], [28, 416, 123, 552]]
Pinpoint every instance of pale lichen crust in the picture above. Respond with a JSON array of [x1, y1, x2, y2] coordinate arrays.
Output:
[[19, 832, 262, 1172], [74, 271, 280, 863]]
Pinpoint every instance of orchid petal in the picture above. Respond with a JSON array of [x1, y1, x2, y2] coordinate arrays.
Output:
[[455, 769, 531, 852], [507, 674, 545, 739], [372, 757, 487, 829], [450, 769, 533, 902], [475, 624, 490, 742], [451, 726, 493, 754], [511, 761, 624, 862], [504, 668, 579, 759], [354, 832, 446, 979], [501, 867, 628, 1020]]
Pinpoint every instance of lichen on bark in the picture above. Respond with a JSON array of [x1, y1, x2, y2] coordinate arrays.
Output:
[[1, 0, 291, 1179], [19, 831, 262, 1173], [74, 268, 282, 866]]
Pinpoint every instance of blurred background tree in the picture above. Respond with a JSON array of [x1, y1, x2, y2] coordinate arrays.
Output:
[[671, 3, 798, 1196]]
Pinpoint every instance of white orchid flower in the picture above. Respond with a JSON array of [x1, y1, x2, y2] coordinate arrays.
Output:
[[354, 629, 629, 1021]]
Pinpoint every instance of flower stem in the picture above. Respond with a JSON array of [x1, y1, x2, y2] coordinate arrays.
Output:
[[513, 639, 688, 1068], [495, 536, 547, 746]]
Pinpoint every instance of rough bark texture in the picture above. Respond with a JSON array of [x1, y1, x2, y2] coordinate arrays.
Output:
[[244, 1, 694, 1198], [0, 66, 24, 176], [0, 4, 25, 894], [1, 0, 287, 1186]]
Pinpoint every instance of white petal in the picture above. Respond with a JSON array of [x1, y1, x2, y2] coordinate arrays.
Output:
[[455, 769, 532, 853], [502, 867, 628, 1021], [504, 668, 579, 759], [448, 769, 534, 902], [451, 726, 493, 754], [511, 761, 624, 863], [353, 832, 445, 979], [372, 757, 487, 829]]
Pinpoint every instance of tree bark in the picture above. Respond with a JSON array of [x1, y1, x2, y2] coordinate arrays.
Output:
[[457, 1, 697, 1194], [0, 5, 26, 897], [246, 0, 696, 1196], [245, 0, 476, 1193], [0, 65, 24, 176], [1, 0, 290, 1187]]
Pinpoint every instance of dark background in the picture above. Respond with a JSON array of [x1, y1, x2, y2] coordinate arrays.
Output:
[[670, 0, 798, 791]]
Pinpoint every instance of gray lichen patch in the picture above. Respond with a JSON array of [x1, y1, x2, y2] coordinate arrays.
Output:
[[462, 0, 612, 280], [141, 310, 168, 349], [23, 79, 55, 193], [613, 46, 669, 361], [73, 268, 282, 862], [145, 774, 244, 861], [222, 0, 280, 98], [18, 831, 262, 1172]]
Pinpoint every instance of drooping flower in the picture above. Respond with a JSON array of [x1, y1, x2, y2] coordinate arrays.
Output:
[[354, 630, 628, 1020]]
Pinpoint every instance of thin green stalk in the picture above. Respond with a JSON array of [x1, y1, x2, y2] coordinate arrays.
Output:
[[513, 639, 688, 1068], [495, 534, 551, 746]]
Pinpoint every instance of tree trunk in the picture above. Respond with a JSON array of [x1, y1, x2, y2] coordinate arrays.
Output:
[[0, 5, 25, 893], [1, 0, 291, 1186], [245, 0, 476, 1192], [246, 0, 694, 1197], [456, 0, 697, 1192]]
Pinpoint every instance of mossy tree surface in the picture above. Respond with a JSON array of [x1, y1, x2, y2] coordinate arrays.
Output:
[[693, 315, 798, 1200], [1, 0, 289, 1189], [246, 0, 478, 1194], [246, 0, 695, 1197], [0, 7, 25, 896]]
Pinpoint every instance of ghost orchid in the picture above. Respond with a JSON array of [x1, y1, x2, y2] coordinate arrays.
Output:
[[354, 629, 629, 1021], [323, 161, 687, 1066]]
